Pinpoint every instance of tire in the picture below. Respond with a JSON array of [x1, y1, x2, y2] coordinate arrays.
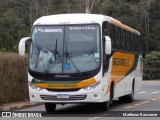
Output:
[[126, 84, 134, 103], [119, 96, 126, 103], [119, 82, 134, 103], [45, 103, 56, 112], [99, 84, 113, 111], [110, 85, 114, 104], [100, 101, 109, 111]]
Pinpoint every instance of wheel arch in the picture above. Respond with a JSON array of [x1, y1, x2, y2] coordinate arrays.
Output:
[[110, 81, 115, 98], [132, 78, 135, 92]]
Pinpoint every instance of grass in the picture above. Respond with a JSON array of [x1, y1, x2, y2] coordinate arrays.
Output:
[[0, 52, 28, 104]]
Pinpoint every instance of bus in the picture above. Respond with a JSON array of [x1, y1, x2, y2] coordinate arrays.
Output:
[[18, 14, 142, 112]]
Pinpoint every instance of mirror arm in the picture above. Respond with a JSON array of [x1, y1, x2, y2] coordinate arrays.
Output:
[[19, 37, 30, 56]]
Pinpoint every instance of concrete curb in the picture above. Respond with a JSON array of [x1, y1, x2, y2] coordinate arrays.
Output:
[[0, 102, 43, 111], [143, 80, 160, 82]]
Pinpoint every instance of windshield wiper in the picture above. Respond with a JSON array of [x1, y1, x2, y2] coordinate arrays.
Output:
[[44, 39, 58, 75], [54, 39, 58, 61], [65, 42, 81, 76]]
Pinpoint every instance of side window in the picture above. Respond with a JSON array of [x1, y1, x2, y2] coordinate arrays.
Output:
[[109, 24, 116, 49], [102, 21, 110, 75], [113, 25, 116, 49], [129, 33, 132, 51], [131, 33, 134, 52], [138, 36, 141, 52], [115, 27, 118, 49], [134, 34, 138, 52], [116, 27, 121, 50], [122, 29, 126, 51], [124, 30, 127, 51], [102, 21, 108, 36], [119, 28, 122, 50], [126, 31, 130, 50]]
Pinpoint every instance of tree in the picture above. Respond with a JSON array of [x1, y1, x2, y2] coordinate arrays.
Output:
[[143, 51, 160, 80], [0, 0, 159, 52]]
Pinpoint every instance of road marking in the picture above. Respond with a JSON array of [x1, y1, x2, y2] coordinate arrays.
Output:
[[139, 91, 147, 94], [150, 91, 160, 94], [152, 99, 157, 101], [151, 96, 160, 101], [89, 113, 109, 120], [125, 96, 160, 109], [125, 101, 151, 109], [144, 80, 160, 82], [138, 91, 160, 94]]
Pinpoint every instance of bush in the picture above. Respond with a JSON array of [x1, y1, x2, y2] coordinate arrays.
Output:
[[143, 51, 160, 80], [0, 52, 28, 104]]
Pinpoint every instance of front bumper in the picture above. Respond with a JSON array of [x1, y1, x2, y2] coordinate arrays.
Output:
[[29, 85, 103, 103]]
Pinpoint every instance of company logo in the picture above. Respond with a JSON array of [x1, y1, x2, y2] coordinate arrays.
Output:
[[48, 83, 76, 88], [113, 58, 129, 66], [55, 75, 71, 78]]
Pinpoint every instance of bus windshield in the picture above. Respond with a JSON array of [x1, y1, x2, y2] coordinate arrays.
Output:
[[29, 24, 100, 75]]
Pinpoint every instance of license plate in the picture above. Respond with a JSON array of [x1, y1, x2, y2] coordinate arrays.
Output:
[[57, 94, 69, 99]]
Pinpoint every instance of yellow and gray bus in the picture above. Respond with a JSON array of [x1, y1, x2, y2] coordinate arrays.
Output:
[[18, 14, 142, 112]]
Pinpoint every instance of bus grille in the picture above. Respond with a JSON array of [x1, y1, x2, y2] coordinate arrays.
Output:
[[40, 94, 87, 101], [46, 89, 80, 92]]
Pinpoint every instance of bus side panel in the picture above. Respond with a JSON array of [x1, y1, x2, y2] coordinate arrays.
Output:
[[105, 52, 141, 98], [100, 58, 112, 102], [134, 55, 143, 93]]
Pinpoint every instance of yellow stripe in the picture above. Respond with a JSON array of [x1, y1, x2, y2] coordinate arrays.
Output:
[[89, 113, 109, 120], [125, 101, 151, 109], [34, 77, 96, 89], [111, 19, 135, 33]]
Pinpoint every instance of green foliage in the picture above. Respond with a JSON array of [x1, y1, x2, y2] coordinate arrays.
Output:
[[0, 91, 5, 103], [91, 0, 160, 53], [0, 0, 159, 52], [0, 48, 6, 52], [143, 51, 160, 80]]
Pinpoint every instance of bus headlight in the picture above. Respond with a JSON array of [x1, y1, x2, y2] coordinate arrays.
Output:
[[83, 81, 101, 91], [29, 82, 43, 92]]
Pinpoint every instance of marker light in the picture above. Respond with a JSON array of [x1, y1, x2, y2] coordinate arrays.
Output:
[[83, 81, 101, 91], [29, 82, 43, 92]]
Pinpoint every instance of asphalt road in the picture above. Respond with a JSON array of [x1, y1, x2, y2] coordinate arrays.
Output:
[[1, 81, 160, 120]]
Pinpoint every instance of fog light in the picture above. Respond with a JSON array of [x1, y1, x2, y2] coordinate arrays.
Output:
[[94, 94, 98, 97], [31, 95, 35, 98]]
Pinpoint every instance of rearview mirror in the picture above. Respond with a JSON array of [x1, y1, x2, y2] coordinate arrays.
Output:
[[18, 37, 30, 56], [105, 36, 111, 55]]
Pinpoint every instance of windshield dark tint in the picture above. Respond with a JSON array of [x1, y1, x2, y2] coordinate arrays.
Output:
[[29, 25, 100, 74]]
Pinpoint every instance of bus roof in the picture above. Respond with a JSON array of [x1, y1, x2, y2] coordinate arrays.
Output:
[[33, 14, 105, 25], [33, 14, 140, 35]]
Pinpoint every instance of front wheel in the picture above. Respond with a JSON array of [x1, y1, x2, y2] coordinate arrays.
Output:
[[119, 83, 134, 103], [126, 84, 134, 103], [45, 103, 56, 112], [99, 101, 109, 111]]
